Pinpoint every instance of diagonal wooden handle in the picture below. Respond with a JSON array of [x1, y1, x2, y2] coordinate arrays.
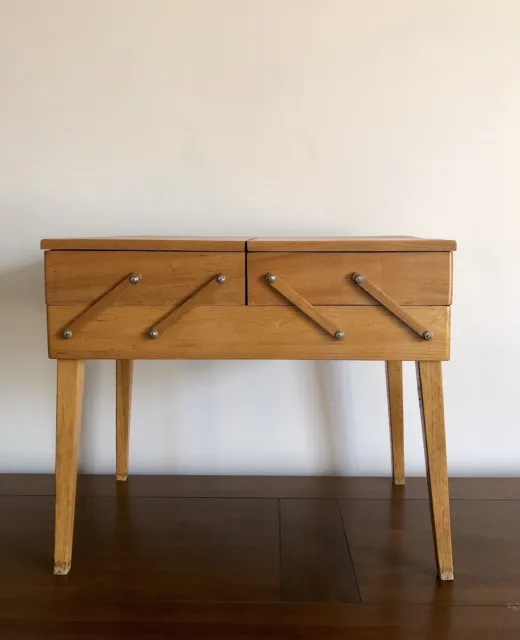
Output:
[[265, 273, 345, 340], [62, 273, 141, 339], [352, 273, 433, 340], [148, 273, 228, 339]]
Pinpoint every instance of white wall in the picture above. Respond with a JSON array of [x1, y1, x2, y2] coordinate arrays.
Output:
[[1, 0, 519, 476]]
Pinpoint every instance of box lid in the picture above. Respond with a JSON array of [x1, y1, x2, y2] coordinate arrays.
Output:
[[41, 236, 457, 252], [40, 237, 248, 251], [247, 236, 456, 252]]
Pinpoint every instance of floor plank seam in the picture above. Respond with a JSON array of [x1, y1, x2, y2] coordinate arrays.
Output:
[[336, 499, 362, 604], [4, 493, 520, 502], [277, 498, 283, 604]]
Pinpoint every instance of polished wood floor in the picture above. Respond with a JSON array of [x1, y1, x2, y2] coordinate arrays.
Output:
[[1, 475, 519, 639]]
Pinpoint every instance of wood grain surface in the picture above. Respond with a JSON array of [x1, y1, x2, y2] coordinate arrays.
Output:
[[41, 237, 248, 251], [47, 304, 450, 360], [2, 474, 519, 500], [386, 361, 405, 485], [115, 360, 133, 482], [248, 252, 452, 305], [45, 251, 245, 306], [416, 360, 453, 580], [0, 476, 518, 639], [354, 274, 433, 338], [248, 236, 457, 252], [265, 274, 343, 337], [54, 360, 84, 575]]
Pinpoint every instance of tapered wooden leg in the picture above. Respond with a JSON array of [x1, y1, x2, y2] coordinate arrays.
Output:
[[116, 360, 133, 482], [416, 361, 454, 581], [54, 360, 85, 575], [386, 361, 405, 485]]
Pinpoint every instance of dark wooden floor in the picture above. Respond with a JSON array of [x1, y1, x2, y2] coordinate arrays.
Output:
[[1, 476, 520, 639]]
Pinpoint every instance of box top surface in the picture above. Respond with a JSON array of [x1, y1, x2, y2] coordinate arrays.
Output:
[[41, 236, 456, 252], [247, 237, 456, 251], [40, 237, 248, 251]]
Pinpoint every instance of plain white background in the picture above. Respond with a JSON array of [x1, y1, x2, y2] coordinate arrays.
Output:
[[1, 0, 519, 476]]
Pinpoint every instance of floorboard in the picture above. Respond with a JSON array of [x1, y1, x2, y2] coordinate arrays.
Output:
[[339, 498, 520, 605], [1, 604, 520, 640], [280, 499, 359, 603], [2, 474, 520, 499], [0, 475, 519, 639], [0, 494, 280, 604]]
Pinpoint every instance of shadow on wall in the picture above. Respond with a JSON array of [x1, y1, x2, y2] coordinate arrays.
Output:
[[0, 259, 57, 468], [0, 258, 50, 377], [313, 360, 356, 476]]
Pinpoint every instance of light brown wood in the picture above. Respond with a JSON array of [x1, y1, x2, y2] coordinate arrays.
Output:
[[63, 272, 140, 337], [152, 276, 227, 338], [266, 275, 343, 338], [45, 251, 245, 306], [386, 361, 405, 485], [41, 237, 248, 251], [248, 237, 457, 252], [416, 360, 454, 581], [248, 252, 452, 306], [54, 360, 84, 575], [116, 360, 133, 482], [353, 274, 432, 339], [42, 236, 457, 582], [47, 305, 450, 360]]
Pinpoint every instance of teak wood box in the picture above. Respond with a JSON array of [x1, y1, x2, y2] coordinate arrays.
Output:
[[41, 235, 456, 581]]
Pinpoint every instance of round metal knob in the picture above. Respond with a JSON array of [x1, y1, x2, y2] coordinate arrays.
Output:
[[129, 274, 140, 285], [335, 330, 345, 340], [353, 274, 364, 284], [148, 328, 159, 340], [422, 331, 433, 341], [63, 329, 73, 339], [266, 273, 277, 284], [216, 273, 227, 284]]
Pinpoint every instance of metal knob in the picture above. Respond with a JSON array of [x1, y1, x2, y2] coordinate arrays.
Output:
[[335, 330, 345, 340], [353, 273, 364, 284], [215, 273, 227, 284], [63, 329, 73, 339], [129, 274, 140, 284], [148, 328, 159, 340], [422, 331, 433, 341], [266, 273, 277, 284]]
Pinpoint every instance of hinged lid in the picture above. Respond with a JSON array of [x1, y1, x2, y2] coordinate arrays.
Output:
[[41, 236, 457, 252], [40, 237, 248, 251], [247, 236, 456, 252]]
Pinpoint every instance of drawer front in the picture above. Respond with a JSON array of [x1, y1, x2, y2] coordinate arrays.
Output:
[[247, 252, 452, 306], [47, 305, 450, 360], [45, 251, 245, 306]]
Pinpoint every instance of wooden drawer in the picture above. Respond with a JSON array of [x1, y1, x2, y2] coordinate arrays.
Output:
[[45, 251, 245, 306], [247, 252, 452, 306], [47, 305, 450, 360]]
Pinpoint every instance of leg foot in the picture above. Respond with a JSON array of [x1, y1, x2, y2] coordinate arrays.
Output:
[[439, 568, 454, 582], [116, 360, 133, 482], [53, 562, 71, 576], [416, 361, 454, 581], [54, 360, 84, 576], [386, 361, 405, 485]]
